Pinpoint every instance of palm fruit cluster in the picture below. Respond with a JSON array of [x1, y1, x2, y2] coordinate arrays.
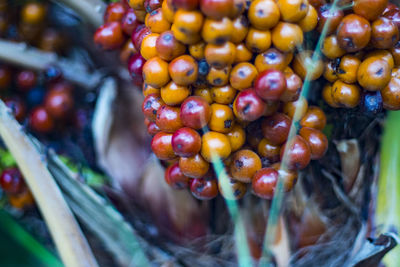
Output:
[[94, 0, 330, 200], [319, 0, 400, 112]]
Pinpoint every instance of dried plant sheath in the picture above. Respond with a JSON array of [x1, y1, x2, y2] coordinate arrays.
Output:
[[0, 40, 103, 89], [0, 100, 98, 267]]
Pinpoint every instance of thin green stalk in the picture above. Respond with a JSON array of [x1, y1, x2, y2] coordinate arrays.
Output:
[[260, 2, 340, 263], [377, 111, 400, 266]]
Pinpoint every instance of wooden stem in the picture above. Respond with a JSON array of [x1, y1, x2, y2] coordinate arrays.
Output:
[[0, 100, 99, 267]]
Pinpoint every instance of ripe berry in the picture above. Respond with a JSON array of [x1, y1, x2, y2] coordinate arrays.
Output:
[[230, 149, 262, 183], [277, 0, 308, 23], [337, 14, 371, 52], [209, 103, 235, 133], [254, 69, 286, 101], [104, 2, 127, 23], [30, 106, 54, 133], [233, 88, 266, 122], [16, 70, 36, 91], [142, 56, 170, 88], [300, 106, 326, 130], [357, 57, 391, 91], [353, 0, 388, 21], [156, 31, 186, 61], [179, 153, 210, 178], [226, 124, 246, 152], [257, 138, 281, 162], [201, 131, 232, 162], [44, 88, 74, 119], [132, 25, 151, 50], [128, 53, 146, 83], [331, 80, 361, 108], [248, 0, 280, 30], [317, 4, 343, 34], [169, 55, 199, 86], [156, 105, 183, 132], [172, 127, 202, 157], [122, 9, 140, 35], [0, 167, 25, 194], [261, 113, 291, 145], [299, 127, 328, 160], [142, 93, 165, 121], [94, 22, 125, 50], [190, 176, 218, 200], [180, 96, 211, 129], [151, 132, 176, 160], [252, 167, 278, 199], [165, 162, 190, 189], [280, 135, 311, 170], [371, 17, 399, 49]]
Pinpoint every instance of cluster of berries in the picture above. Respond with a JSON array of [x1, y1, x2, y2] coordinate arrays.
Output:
[[94, 0, 331, 200], [0, 64, 86, 136], [319, 0, 400, 112], [0, 167, 33, 210]]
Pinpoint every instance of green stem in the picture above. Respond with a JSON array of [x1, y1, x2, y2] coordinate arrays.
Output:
[[377, 111, 400, 266]]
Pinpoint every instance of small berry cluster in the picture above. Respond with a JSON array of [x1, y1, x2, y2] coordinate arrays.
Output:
[[0, 167, 33, 210], [95, 0, 329, 200], [0, 65, 81, 135], [320, 0, 400, 112], [0, 1, 64, 52]]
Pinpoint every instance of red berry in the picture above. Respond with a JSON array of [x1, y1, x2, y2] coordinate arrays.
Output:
[[94, 22, 125, 50], [132, 25, 151, 50], [0, 167, 25, 194], [44, 88, 74, 119], [142, 93, 164, 121], [280, 135, 311, 170], [121, 9, 140, 35], [261, 113, 291, 145], [30, 106, 54, 133], [151, 132, 176, 160], [190, 174, 218, 200], [165, 162, 190, 189], [128, 53, 145, 84], [233, 88, 266, 122], [104, 2, 127, 23], [155, 105, 184, 133], [254, 70, 287, 101], [172, 127, 202, 157], [252, 167, 278, 199], [180, 96, 211, 129], [16, 70, 36, 91]]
